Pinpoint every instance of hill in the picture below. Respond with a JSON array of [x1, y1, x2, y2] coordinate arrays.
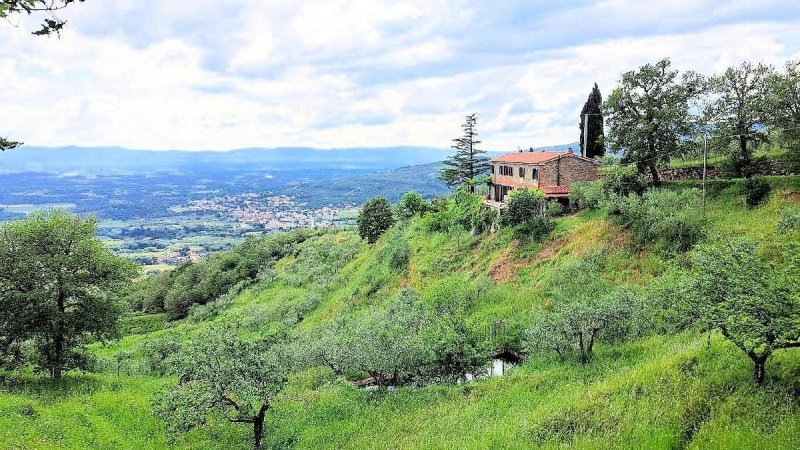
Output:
[[1, 176, 798, 449]]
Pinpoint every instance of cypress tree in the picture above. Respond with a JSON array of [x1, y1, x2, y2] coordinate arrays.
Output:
[[579, 83, 605, 158], [440, 113, 490, 193]]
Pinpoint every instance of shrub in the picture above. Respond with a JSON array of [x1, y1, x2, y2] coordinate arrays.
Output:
[[395, 191, 429, 221], [743, 176, 771, 207], [357, 197, 395, 244], [570, 180, 604, 211], [382, 232, 410, 271], [777, 206, 800, 234], [474, 203, 499, 234], [602, 169, 647, 197], [422, 189, 483, 233], [502, 189, 546, 226], [614, 188, 705, 253]]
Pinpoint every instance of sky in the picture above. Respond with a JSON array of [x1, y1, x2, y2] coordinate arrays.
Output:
[[2, 0, 800, 151]]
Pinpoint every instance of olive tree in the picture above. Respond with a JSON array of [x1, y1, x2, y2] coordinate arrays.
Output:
[[688, 238, 800, 384], [153, 327, 290, 450], [526, 258, 640, 363]]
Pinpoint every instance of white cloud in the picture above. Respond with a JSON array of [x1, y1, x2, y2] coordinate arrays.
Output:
[[0, 2, 799, 151]]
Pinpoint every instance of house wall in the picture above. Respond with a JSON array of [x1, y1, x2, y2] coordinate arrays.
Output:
[[490, 162, 540, 188], [541, 155, 599, 187]]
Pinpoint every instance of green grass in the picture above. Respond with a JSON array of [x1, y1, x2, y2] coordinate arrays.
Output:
[[2, 176, 799, 449]]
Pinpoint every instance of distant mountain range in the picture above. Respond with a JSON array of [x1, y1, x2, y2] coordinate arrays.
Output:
[[0, 143, 580, 175]]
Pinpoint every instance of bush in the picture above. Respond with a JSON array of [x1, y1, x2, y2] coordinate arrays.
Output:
[[614, 188, 705, 253], [395, 192, 429, 221], [602, 170, 647, 197], [422, 189, 483, 233], [474, 203, 499, 234], [357, 197, 395, 244], [743, 176, 771, 207], [777, 207, 800, 234], [570, 180, 604, 211], [502, 189, 546, 226]]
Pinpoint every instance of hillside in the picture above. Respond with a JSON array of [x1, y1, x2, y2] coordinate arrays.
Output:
[[1, 176, 799, 449]]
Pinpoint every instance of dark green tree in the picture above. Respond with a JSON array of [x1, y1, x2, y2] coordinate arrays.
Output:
[[153, 327, 290, 450], [440, 113, 490, 193], [395, 191, 429, 221], [0, 210, 135, 378], [767, 59, 800, 145], [688, 239, 800, 384], [707, 61, 774, 177], [604, 58, 705, 185], [357, 197, 395, 244], [579, 83, 605, 158]]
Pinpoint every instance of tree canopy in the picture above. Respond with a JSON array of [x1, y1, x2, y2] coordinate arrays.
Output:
[[706, 61, 774, 177], [688, 238, 800, 384], [153, 327, 290, 450], [0, 0, 86, 36], [357, 196, 395, 244], [604, 58, 704, 184], [0, 210, 135, 378]]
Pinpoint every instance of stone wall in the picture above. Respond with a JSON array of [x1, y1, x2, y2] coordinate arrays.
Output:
[[541, 155, 599, 187], [656, 159, 795, 181]]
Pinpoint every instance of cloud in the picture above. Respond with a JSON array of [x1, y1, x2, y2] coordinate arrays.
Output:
[[0, 1, 799, 151]]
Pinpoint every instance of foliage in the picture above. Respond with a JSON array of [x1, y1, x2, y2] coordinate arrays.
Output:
[[687, 238, 800, 384], [602, 168, 648, 197], [526, 258, 641, 363], [440, 113, 490, 192], [767, 59, 800, 144], [612, 188, 706, 253], [579, 82, 605, 158], [0, 136, 22, 151], [422, 188, 484, 233], [357, 197, 395, 244], [0, 0, 86, 36], [0, 210, 136, 378], [777, 206, 800, 234], [501, 189, 554, 242], [570, 180, 605, 211], [743, 176, 771, 207], [604, 58, 705, 184], [153, 326, 290, 450], [395, 191, 429, 221], [706, 62, 774, 177], [139, 335, 182, 376]]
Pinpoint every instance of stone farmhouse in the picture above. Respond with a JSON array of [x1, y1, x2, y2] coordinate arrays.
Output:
[[487, 149, 599, 204]]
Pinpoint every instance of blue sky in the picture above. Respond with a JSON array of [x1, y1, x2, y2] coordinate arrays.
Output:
[[2, 0, 800, 151]]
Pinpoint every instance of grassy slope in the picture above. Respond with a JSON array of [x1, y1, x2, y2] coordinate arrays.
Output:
[[1, 176, 799, 449]]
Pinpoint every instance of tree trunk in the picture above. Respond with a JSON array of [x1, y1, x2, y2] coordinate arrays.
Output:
[[649, 163, 660, 187], [252, 406, 267, 450], [752, 354, 767, 385], [739, 135, 751, 178], [53, 284, 66, 380]]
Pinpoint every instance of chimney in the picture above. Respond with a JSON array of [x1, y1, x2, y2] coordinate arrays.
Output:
[[528, 147, 534, 152]]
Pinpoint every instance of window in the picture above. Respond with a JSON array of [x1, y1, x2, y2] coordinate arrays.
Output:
[[519, 167, 525, 178]]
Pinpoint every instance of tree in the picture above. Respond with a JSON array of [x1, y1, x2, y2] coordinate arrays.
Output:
[[440, 113, 490, 193], [604, 58, 704, 185], [357, 196, 395, 244], [395, 191, 429, 221], [688, 239, 800, 384], [767, 59, 800, 144], [0, 210, 135, 378], [707, 61, 774, 177], [153, 327, 290, 450], [579, 83, 605, 158], [526, 258, 638, 363], [0, 0, 86, 36]]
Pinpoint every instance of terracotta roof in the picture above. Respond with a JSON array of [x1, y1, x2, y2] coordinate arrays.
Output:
[[490, 151, 600, 165], [542, 186, 570, 195], [490, 151, 565, 164]]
